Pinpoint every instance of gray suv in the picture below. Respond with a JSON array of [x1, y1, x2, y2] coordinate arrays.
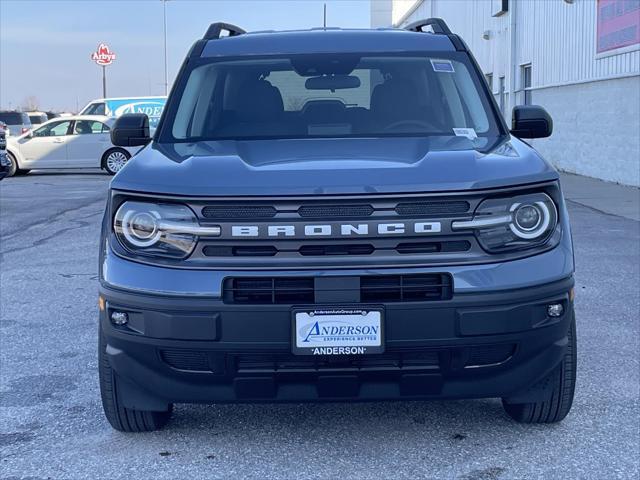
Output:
[[100, 19, 576, 431], [0, 111, 32, 136]]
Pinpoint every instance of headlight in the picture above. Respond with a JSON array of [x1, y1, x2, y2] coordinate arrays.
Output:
[[114, 201, 220, 259], [452, 192, 558, 252]]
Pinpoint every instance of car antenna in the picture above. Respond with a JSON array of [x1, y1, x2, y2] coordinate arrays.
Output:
[[323, 3, 327, 29]]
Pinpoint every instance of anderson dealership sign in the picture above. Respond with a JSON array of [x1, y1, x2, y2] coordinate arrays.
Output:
[[597, 0, 640, 54]]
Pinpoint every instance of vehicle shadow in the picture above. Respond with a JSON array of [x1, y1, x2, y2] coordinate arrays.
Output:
[[14, 169, 107, 176], [168, 397, 519, 437]]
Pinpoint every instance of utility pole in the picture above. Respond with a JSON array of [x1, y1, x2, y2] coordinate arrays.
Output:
[[162, 0, 169, 95], [102, 65, 107, 98]]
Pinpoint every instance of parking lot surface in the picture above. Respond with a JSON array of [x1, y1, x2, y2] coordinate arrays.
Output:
[[1, 172, 639, 479]]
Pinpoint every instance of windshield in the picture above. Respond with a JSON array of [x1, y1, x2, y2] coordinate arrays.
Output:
[[29, 114, 46, 124], [81, 103, 106, 116], [159, 52, 503, 147], [0, 112, 30, 125]]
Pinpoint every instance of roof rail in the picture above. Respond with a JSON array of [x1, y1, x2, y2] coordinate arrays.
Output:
[[404, 18, 452, 35], [204, 22, 246, 40]]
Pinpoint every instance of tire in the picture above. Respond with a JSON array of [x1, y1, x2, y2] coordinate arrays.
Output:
[[5, 152, 17, 177], [99, 328, 173, 432], [502, 312, 577, 423], [103, 148, 131, 175]]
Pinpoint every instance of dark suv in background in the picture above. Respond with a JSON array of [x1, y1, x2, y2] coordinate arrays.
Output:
[[0, 111, 32, 136], [0, 127, 8, 180], [99, 19, 576, 431]]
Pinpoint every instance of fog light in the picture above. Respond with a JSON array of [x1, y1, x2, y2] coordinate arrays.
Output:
[[547, 303, 564, 317], [111, 311, 129, 325]]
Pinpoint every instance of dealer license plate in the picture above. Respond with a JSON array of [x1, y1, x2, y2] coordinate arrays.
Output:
[[292, 308, 384, 356]]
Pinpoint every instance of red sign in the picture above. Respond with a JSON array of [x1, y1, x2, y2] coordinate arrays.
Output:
[[91, 43, 116, 66], [597, 0, 640, 54]]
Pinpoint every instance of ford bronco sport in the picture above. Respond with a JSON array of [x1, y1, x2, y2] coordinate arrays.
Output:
[[99, 19, 576, 432]]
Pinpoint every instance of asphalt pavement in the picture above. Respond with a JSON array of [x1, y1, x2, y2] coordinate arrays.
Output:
[[0, 171, 638, 479]]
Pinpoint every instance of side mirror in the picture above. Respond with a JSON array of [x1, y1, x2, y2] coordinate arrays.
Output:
[[511, 105, 553, 139], [111, 113, 151, 147]]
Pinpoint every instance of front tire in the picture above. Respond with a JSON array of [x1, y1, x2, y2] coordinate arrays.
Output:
[[502, 312, 577, 423], [99, 328, 173, 432], [5, 152, 17, 177], [103, 148, 131, 175]]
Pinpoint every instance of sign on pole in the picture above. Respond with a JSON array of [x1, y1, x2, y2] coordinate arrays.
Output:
[[91, 43, 116, 98]]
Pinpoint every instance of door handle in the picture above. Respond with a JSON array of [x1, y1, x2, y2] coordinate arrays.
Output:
[[53, 138, 65, 143]]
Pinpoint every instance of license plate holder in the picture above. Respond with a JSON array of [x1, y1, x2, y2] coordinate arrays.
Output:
[[292, 307, 384, 356]]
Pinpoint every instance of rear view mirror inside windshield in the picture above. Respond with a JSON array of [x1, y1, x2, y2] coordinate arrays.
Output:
[[305, 75, 361, 90]]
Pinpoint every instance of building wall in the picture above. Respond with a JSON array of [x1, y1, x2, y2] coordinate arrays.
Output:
[[532, 75, 640, 185], [372, 0, 640, 186]]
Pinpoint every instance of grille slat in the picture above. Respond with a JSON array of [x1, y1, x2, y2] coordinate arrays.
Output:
[[202, 205, 277, 219], [361, 274, 452, 302], [395, 201, 470, 216], [299, 244, 375, 256], [203, 241, 470, 257], [161, 350, 210, 372], [298, 204, 374, 218], [235, 351, 439, 373]]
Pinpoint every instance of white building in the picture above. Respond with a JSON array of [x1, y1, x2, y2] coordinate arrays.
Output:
[[372, 0, 640, 186]]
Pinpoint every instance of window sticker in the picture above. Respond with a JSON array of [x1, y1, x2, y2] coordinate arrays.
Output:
[[453, 128, 478, 140], [431, 59, 455, 73]]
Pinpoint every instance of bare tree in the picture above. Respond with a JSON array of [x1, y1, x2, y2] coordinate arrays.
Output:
[[21, 95, 40, 111]]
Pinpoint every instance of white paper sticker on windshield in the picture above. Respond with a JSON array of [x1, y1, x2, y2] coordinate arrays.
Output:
[[453, 128, 478, 140], [431, 59, 455, 73]]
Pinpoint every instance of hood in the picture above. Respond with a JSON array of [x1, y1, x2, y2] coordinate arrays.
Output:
[[111, 137, 558, 196]]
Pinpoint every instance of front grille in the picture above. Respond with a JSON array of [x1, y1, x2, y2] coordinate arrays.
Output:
[[188, 193, 487, 268], [223, 273, 452, 304]]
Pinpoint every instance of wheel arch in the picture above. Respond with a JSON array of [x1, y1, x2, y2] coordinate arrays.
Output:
[[6, 147, 21, 168]]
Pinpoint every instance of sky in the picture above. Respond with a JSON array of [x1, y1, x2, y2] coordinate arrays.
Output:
[[0, 0, 371, 112]]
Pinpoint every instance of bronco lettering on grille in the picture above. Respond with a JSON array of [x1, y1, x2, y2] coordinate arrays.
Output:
[[230, 222, 442, 237]]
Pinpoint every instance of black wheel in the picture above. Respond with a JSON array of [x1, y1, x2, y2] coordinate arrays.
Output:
[[99, 328, 173, 432], [103, 148, 131, 175], [5, 152, 17, 177], [502, 312, 577, 423]]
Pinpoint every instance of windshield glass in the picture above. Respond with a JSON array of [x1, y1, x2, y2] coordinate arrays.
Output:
[[159, 52, 503, 147], [82, 103, 106, 116], [29, 114, 46, 124], [0, 112, 29, 125]]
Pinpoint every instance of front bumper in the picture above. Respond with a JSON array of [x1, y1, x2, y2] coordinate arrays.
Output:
[[100, 276, 574, 410]]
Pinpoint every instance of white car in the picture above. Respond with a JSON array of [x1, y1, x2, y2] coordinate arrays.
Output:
[[4, 115, 140, 177]]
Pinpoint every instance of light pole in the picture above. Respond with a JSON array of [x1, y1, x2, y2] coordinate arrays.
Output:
[[162, 0, 169, 96]]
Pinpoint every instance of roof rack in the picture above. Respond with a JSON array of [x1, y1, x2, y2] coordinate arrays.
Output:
[[204, 22, 246, 40], [404, 18, 452, 35]]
